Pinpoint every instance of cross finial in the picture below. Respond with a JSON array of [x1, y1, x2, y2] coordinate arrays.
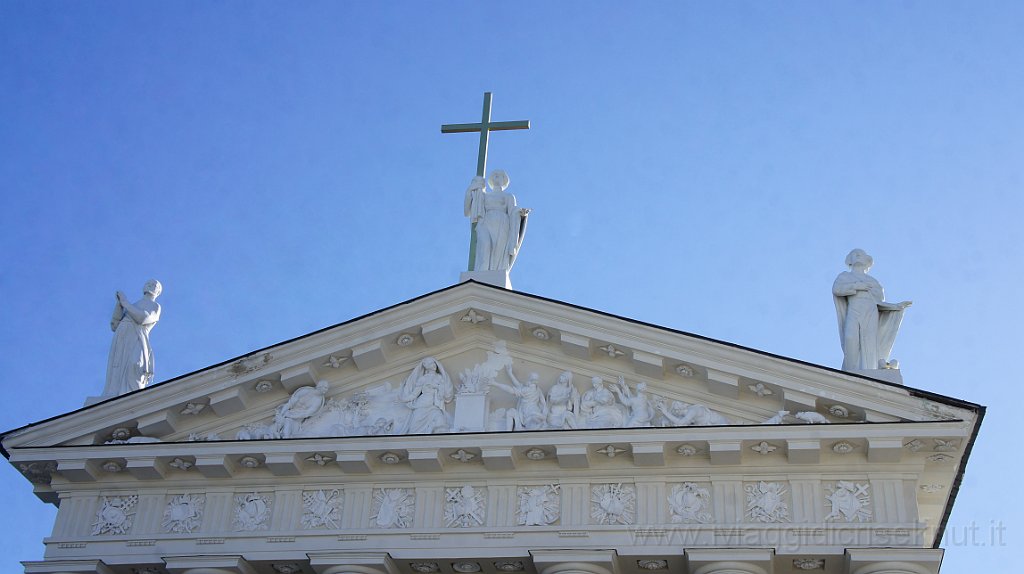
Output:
[[441, 92, 530, 178]]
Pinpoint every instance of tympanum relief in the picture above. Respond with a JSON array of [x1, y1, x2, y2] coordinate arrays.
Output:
[[231, 344, 738, 440]]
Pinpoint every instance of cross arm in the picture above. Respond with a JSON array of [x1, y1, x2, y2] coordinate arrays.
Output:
[[441, 120, 531, 134]]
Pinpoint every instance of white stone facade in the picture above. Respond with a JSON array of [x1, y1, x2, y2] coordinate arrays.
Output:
[[5, 282, 979, 574]]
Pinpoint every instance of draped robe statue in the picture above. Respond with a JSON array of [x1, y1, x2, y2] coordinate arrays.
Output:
[[464, 170, 529, 272], [103, 280, 162, 397], [832, 249, 912, 371]]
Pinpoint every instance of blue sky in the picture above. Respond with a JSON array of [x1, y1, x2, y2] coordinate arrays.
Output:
[[0, 2, 1019, 571]]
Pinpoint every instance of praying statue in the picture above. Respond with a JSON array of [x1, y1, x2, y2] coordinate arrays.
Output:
[[464, 169, 530, 271], [103, 280, 162, 397], [832, 249, 912, 371]]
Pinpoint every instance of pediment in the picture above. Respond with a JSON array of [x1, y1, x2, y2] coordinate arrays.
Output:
[[2, 281, 976, 453], [2, 282, 984, 553]]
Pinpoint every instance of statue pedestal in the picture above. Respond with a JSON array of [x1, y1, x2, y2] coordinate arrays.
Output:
[[847, 368, 903, 385], [460, 270, 511, 289], [452, 392, 490, 432]]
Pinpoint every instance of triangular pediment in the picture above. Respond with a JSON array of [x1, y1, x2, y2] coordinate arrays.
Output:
[[2, 281, 976, 453], [2, 282, 982, 550]]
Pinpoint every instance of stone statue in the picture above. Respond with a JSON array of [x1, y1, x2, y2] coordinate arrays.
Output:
[[464, 170, 530, 271], [398, 357, 454, 434], [490, 366, 548, 430], [546, 371, 580, 429], [103, 280, 162, 397], [832, 249, 912, 371]]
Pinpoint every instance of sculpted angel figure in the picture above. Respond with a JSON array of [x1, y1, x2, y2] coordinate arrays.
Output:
[[612, 377, 655, 427], [832, 249, 912, 371], [464, 170, 530, 271], [490, 366, 548, 430], [546, 371, 580, 429], [398, 357, 454, 434], [103, 280, 162, 397]]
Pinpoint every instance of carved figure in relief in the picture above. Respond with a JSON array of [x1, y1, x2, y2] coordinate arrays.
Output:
[[762, 410, 790, 424], [658, 400, 729, 426], [372, 488, 414, 529], [444, 485, 486, 528], [745, 481, 789, 523], [233, 493, 272, 531], [580, 377, 625, 429], [825, 482, 872, 522], [92, 495, 138, 535], [546, 371, 580, 429], [518, 484, 560, 526], [274, 381, 329, 438], [302, 489, 342, 529], [399, 357, 454, 434], [464, 170, 530, 272], [162, 494, 204, 533], [613, 377, 655, 427], [794, 411, 830, 424], [489, 367, 548, 430], [591, 483, 635, 525], [833, 249, 912, 371], [103, 280, 162, 397], [668, 483, 712, 524]]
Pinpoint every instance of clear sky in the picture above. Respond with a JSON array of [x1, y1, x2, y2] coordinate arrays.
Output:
[[0, 2, 1019, 571]]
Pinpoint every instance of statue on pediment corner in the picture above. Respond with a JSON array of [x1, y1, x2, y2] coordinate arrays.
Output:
[[103, 279, 162, 397], [833, 249, 912, 371]]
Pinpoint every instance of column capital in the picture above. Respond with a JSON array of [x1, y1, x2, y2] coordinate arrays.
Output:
[[530, 550, 618, 574], [163, 555, 256, 574], [846, 549, 943, 574], [685, 548, 774, 574], [307, 552, 397, 574], [22, 560, 115, 574]]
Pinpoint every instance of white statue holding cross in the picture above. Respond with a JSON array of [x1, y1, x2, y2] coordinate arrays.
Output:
[[443, 92, 531, 283], [464, 170, 529, 272]]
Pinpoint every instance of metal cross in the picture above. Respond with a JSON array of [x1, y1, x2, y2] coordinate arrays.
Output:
[[441, 92, 530, 178], [442, 92, 530, 270]]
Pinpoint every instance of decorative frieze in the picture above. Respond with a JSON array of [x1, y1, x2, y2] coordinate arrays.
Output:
[[745, 481, 789, 523], [371, 488, 414, 528], [302, 489, 343, 529], [92, 495, 138, 535], [517, 484, 560, 526], [233, 492, 273, 531], [162, 493, 204, 533], [668, 482, 712, 523], [444, 485, 487, 527], [591, 483, 635, 525]]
